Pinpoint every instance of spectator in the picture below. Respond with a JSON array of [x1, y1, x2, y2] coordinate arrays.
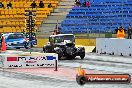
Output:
[[39, 0, 44, 8], [115, 27, 119, 33], [55, 24, 58, 29], [57, 28, 61, 34], [0, 2, 4, 8], [117, 26, 126, 38], [75, 0, 81, 7], [86, 0, 90, 7], [48, 3, 52, 8], [31, 1, 37, 8], [54, 23, 61, 34], [127, 26, 132, 39], [82, 1, 86, 7], [7, 2, 12, 8], [52, 30, 57, 35], [52, 29, 61, 35]]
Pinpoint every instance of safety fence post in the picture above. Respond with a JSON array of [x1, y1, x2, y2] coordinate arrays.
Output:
[[54, 60, 58, 71]]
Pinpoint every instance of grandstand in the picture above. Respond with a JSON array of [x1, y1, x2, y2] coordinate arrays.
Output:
[[60, 0, 132, 34], [38, 0, 75, 37], [0, 0, 59, 33], [0, 0, 131, 38]]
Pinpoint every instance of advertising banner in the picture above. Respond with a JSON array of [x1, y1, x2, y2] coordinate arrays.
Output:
[[0, 53, 58, 68]]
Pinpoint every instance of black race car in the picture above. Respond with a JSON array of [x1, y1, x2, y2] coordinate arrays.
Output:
[[43, 34, 85, 60]]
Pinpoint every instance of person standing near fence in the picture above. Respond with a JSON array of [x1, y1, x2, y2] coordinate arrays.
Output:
[[127, 26, 132, 39], [117, 26, 125, 38]]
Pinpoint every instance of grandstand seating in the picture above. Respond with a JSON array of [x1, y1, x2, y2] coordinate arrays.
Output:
[[60, 0, 132, 33], [0, 0, 59, 33]]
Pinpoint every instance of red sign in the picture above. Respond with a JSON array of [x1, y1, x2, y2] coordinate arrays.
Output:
[[7, 57, 17, 61]]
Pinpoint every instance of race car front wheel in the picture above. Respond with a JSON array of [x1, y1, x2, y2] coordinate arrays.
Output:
[[80, 53, 85, 59]]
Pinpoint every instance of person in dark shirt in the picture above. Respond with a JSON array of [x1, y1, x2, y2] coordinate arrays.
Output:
[[39, 0, 44, 8], [75, 0, 81, 7], [57, 28, 61, 34], [127, 26, 132, 39], [115, 27, 119, 33], [31, 1, 37, 8], [48, 3, 52, 8], [0, 2, 4, 8], [82, 1, 86, 7], [7, 2, 12, 8]]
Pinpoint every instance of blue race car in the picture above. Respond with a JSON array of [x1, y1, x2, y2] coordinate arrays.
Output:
[[3, 33, 29, 49]]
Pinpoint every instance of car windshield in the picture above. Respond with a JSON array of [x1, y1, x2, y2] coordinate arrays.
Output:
[[8, 34, 24, 39], [55, 35, 74, 43]]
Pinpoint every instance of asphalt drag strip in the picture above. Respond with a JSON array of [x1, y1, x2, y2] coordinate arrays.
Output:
[[0, 50, 132, 88], [59, 54, 132, 74], [0, 67, 132, 88]]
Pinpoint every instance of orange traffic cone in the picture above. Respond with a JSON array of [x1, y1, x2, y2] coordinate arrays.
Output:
[[1, 36, 6, 51]]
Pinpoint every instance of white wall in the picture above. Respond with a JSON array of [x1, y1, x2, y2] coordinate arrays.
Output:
[[96, 38, 132, 56]]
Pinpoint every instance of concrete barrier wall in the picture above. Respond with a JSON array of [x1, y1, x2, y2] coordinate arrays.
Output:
[[96, 38, 132, 56], [37, 38, 96, 48]]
